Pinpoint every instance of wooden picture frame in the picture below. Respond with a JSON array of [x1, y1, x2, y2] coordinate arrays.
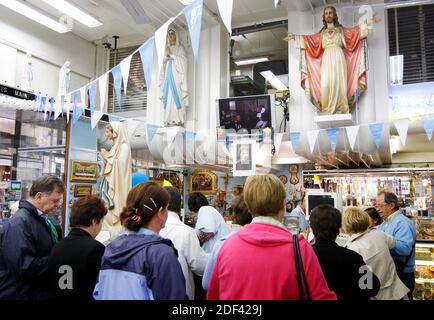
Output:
[[189, 169, 217, 194], [69, 160, 98, 183], [73, 185, 93, 198]]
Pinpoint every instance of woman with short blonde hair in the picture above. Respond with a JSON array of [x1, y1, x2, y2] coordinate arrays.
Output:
[[343, 207, 409, 300], [207, 174, 336, 300]]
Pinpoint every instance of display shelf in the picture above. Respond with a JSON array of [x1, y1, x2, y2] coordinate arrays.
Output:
[[415, 260, 434, 266]]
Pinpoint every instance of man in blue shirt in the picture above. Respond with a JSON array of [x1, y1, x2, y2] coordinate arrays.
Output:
[[287, 194, 308, 231], [376, 191, 416, 300]]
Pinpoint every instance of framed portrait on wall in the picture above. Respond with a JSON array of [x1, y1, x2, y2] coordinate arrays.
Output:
[[189, 169, 217, 194], [232, 140, 256, 177], [73, 185, 93, 197], [70, 160, 98, 183]]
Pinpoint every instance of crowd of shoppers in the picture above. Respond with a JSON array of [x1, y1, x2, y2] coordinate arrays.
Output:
[[0, 174, 418, 301]]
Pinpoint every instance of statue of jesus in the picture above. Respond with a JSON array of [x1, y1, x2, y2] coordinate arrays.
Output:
[[285, 6, 380, 114]]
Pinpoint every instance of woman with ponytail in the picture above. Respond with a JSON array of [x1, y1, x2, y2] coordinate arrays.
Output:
[[93, 182, 186, 300]]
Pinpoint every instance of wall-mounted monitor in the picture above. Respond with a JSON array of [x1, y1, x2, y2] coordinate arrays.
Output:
[[216, 94, 276, 133]]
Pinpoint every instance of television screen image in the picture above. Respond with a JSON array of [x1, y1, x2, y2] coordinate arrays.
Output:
[[217, 95, 275, 133]]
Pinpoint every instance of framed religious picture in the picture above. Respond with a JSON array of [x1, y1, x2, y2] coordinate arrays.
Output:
[[70, 160, 98, 183], [189, 169, 217, 194], [278, 174, 288, 185], [73, 185, 93, 198], [232, 140, 256, 177]]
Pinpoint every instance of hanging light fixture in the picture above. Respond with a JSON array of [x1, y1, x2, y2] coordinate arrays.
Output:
[[42, 0, 103, 28]]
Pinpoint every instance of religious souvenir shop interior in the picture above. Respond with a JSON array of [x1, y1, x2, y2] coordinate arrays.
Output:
[[1, 0, 434, 300]]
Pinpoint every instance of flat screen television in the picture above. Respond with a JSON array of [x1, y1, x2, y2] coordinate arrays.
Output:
[[217, 94, 276, 133]]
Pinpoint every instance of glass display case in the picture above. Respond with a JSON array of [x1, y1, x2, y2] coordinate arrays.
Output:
[[414, 242, 434, 300], [416, 217, 434, 242]]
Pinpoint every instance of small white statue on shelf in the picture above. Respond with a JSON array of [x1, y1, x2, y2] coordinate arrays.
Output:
[[58, 60, 71, 97], [20, 52, 33, 91]]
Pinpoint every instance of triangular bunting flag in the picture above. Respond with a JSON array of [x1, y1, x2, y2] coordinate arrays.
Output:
[[43, 97, 50, 120], [88, 81, 97, 115], [108, 114, 121, 124], [120, 55, 133, 95], [289, 132, 301, 153], [60, 95, 65, 118], [72, 91, 81, 125], [307, 130, 319, 154], [155, 17, 176, 72], [216, 0, 233, 35], [369, 122, 383, 149], [421, 116, 434, 141], [91, 111, 104, 130], [80, 86, 87, 109], [54, 96, 62, 120], [326, 128, 340, 152], [138, 38, 155, 90], [111, 65, 122, 109], [147, 124, 160, 144], [98, 72, 109, 112], [166, 129, 178, 146], [393, 119, 410, 146], [345, 125, 360, 151], [40, 96, 47, 112], [125, 119, 140, 139], [34, 95, 39, 112], [185, 130, 196, 148], [184, 0, 203, 63], [65, 93, 71, 123], [274, 133, 284, 156]]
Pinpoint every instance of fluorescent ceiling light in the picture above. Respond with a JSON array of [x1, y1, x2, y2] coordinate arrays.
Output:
[[178, 0, 194, 5], [260, 70, 288, 91], [0, 0, 71, 33], [42, 0, 103, 28], [233, 56, 269, 66]]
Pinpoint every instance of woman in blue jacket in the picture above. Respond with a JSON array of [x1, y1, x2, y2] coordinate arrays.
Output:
[[94, 182, 186, 300]]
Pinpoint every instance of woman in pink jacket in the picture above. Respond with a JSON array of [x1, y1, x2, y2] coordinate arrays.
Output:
[[207, 174, 336, 300]]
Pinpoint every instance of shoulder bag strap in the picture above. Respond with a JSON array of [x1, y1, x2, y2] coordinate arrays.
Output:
[[293, 234, 311, 300]]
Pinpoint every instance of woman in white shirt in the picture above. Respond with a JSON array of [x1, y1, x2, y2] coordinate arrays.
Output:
[[343, 207, 409, 300]]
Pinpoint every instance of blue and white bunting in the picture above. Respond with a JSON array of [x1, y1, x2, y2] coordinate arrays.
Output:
[[108, 114, 121, 124], [184, 0, 203, 63], [91, 110, 104, 130], [290, 132, 301, 152], [80, 86, 87, 110], [88, 81, 97, 115], [120, 55, 133, 95], [65, 93, 71, 123], [40, 96, 46, 112], [369, 122, 383, 149], [216, 0, 233, 35], [422, 116, 434, 141], [393, 119, 410, 146], [60, 95, 65, 119], [326, 128, 340, 153], [345, 125, 360, 151], [111, 65, 122, 109], [72, 91, 81, 125], [33, 95, 39, 112], [138, 38, 155, 90], [185, 130, 196, 148], [147, 124, 160, 144], [98, 72, 109, 112], [307, 130, 319, 154]]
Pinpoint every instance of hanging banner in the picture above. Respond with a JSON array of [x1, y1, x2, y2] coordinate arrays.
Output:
[[80, 86, 87, 110], [65, 93, 71, 123], [326, 128, 340, 153], [138, 38, 155, 90], [216, 0, 233, 35], [120, 55, 133, 96], [111, 65, 122, 109], [289, 132, 301, 153], [54, 96, 62, 120], [108, 114, 121, 124], [60, 95, 65, 118], [72, 91, 81, 125], [393, 118, 410, 146], [345, 125, 360, 151], [422, 116, 434, 141], [274, 133, 284, 156], [98, 72, 109, 112], [33, 95, 39, 112], [91, 111, 104, 130], [39, 96, 47, 112], [147, 124, 160, 144], [88, 81, 97, 115], [307, 130, 319, 154], [155, 17, 176, 72], [184, 0, 203, 63], [369, 122, 383, 149]]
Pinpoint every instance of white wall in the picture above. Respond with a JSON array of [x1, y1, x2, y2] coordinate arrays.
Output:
[[0, 6, 101, 97], [287, 1, 391, 163]]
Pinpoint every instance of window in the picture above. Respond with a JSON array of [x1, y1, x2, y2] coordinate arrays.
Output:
[[108, 47, 148, 113], [388, 4, 434, 84]]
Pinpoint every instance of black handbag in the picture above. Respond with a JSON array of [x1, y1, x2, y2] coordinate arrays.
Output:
[[293, 234, 311, 300]]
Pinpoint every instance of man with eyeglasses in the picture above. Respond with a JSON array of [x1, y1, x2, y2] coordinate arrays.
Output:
[[0, 175, 64, 300], [375, 191, 416, 299]]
